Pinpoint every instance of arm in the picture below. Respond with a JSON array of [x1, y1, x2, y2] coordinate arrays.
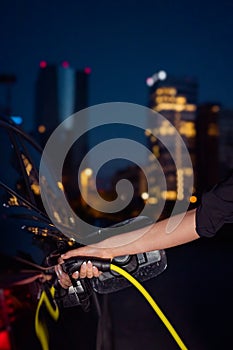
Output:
[[58, 170, 233, 284], [61, 209, 199, 260], [57, 209, 199, 287]]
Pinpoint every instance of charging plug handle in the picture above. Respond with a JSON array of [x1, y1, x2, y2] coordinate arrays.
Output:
[[62, 256, 111, 275]]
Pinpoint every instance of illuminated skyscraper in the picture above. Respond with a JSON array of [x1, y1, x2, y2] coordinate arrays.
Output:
[[146, 71, 198, 216]]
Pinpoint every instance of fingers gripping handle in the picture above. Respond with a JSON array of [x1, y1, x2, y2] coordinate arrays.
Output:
[[62, 257, 111, 275]]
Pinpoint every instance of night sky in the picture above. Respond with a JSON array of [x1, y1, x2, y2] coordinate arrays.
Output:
[[1, 0, 233, 131]]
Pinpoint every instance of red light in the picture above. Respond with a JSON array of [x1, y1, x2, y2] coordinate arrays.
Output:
[[0, 331, 11, 350], [84, 67, 91, 74], [39, 61, 47, 69], [62, 61, 70, 68]]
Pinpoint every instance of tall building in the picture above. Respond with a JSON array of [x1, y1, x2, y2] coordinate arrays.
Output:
[[34, 61, 90, 213], [196, 103, 220, 194], [146, 71, 198, 217], [34, 61, 89, 145], [218, 108, 233, 177]]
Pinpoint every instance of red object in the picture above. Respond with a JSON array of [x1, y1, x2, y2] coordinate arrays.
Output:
[[0, 330, 11, 350], [61, 61, 70, 68], [84, 67, 91, 74], [39, 61, 47, 69]]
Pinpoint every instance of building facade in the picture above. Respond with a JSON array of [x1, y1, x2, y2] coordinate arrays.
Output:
[[34, 62, 89, 144], [34, 62, 90, 215], [146, 72, 198, 217], [196, 103, 220, 194]]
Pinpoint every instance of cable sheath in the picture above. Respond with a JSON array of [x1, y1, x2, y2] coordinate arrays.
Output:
[[110, 263, 188, 350]]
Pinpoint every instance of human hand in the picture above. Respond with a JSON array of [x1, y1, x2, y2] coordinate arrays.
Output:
[[61, 244, 112, 260], [54, 264, 72, 289], [55, 260, 101, 289]]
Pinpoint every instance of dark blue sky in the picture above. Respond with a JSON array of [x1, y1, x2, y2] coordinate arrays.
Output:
[[1, 0, 233, 130]]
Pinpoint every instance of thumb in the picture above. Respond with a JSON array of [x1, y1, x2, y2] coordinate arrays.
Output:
[[61, 246, 90, 259], [61, 245, 109, 260]]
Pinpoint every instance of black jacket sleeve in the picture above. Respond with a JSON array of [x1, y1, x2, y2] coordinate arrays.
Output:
[[195, 171, 233, 237]]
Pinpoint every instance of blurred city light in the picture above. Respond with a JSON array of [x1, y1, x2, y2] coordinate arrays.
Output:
[[10, 116, 23, 125], [61, 61, 70, 68], [84, 67, 92, 74], [146, 70, 167, 87], [158, 70, 167, 80], [190, 195, 197, 203], [57, 181, 64, 191], [146, 77, 154, 87], [38, 124, 46, 133], [141, 192, 149, 200], [83, 168, 93, 177], [80, 168, 93, 204], [39, 61, 47, 69]]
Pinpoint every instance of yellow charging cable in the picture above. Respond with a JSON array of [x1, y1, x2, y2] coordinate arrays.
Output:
[[35, 286, 59, 350], [110, 263, 188, 350], [35, 263, 188, 350]]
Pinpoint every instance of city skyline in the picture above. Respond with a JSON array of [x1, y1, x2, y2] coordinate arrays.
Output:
[[1, 0, 233, 131]]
